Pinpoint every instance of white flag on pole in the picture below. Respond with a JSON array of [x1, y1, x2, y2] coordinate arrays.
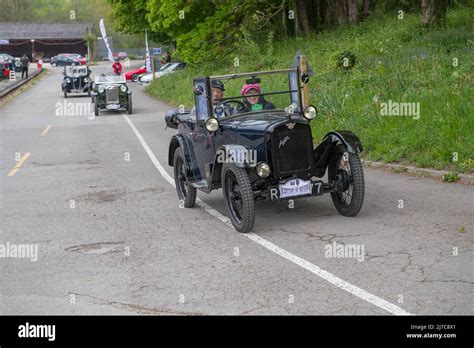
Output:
[[99, 18, 114, 62], [145, 30, 152, 73]]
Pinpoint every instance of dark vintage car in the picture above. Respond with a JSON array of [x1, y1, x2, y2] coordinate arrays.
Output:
[[92, 75, 132, 116], [61, 66, 92, 98], [165, 61, 365, 233]]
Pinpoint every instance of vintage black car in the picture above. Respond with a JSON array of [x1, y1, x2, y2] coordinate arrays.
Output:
[[92, 75, 132, 116], [165, 63, 364, 233], [61, 66, 92, 98]]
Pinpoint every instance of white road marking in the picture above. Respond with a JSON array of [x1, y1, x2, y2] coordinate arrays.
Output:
[[123, 114, 412, 316]]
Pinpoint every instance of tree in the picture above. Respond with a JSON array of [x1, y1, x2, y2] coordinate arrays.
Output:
[[347, 0, 359, 25], [421, 0, 448, 27]]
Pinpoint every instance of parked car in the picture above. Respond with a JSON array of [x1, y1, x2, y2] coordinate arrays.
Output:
[[0, 53, 21, 72], [51, 55, 80, 67], [124, 65, 147, 82], [165, 65, 365, 233], [92, 75, 132, 116], [116, 52, 128, 60], [139, 62, 186, 83], [63, 53, 87, 65], [61, 65, 92, 98]]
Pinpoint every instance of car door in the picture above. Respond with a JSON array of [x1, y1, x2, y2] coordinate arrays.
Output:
[[192, 78, 216, 181]]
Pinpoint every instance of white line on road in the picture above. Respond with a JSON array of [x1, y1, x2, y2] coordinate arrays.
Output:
[[123, 114, 412, 316]]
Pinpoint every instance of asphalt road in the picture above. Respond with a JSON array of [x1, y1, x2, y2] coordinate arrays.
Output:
[[0, 62, 472, 315]]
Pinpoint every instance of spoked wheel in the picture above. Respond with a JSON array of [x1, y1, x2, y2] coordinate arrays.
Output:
[[328, 144, 365, 216], [173, 148, 196, 208], [221, 163, 255, 233]]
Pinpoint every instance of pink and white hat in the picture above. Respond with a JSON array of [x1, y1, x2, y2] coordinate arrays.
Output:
[[240, 83, 261, 95]]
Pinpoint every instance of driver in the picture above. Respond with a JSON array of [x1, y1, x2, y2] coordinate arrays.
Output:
[[211, 79, 233, 117], [240, 83, 275, 112]]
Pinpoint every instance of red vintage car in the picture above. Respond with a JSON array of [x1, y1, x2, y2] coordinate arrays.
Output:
[[124, 65, 147, 82]]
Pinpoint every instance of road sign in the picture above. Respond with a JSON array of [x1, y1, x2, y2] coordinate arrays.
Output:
[[152, 47, 161, 56]]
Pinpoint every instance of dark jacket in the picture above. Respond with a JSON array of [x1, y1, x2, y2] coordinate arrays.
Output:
[[20, 56, 29, 68]]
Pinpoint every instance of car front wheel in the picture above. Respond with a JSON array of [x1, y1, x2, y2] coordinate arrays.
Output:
[[221, 163, 255, 233], [173, 148, 196, 208], [127, 95, 133, 114], [328, 144, 365, 217], [94, 100, 99, 116]]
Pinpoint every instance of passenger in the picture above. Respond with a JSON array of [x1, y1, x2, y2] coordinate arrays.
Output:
[[240, 83, 275, 112]]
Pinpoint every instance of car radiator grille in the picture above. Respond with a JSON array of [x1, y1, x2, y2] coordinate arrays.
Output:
[[106, 87, 119, 103], [271, 123, 313, 179], [72, 78, 81, 90]]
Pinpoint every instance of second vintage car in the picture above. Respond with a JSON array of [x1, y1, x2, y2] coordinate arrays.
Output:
[[61, 65, 92, 98], [92, 74, 132, 116], [165, 57, 365, 233]]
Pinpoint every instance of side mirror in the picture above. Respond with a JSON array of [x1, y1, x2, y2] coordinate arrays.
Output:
[[193, 85, 204, 95]]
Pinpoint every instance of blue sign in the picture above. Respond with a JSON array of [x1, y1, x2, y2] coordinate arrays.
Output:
[[0, 39, 9, 45], [152, 47, 161, 55]]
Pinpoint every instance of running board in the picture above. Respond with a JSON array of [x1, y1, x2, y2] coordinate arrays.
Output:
[[191, 180, 211, 193]]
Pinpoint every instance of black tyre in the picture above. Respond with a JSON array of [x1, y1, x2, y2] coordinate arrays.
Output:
[[63, 89, 67, 98], [87, 88, 91, 97], [131, 74, 138, 82], [221, 163, 255, 233], [127, 95, 133, 114], [173, 148, 196, 208], [51, 62, 57, 67], [94, 100, 99, 116], [328, 144, 365, 217]]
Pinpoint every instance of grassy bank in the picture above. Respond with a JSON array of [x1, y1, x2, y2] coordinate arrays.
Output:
[[147, 8, 473, 174]]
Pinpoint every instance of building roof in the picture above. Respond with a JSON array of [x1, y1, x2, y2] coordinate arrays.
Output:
[[0, 22, 92, 40]]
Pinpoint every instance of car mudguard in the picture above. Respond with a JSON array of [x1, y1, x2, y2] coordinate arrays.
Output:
[[209, 144, 255, 187], [313, 130, 363, 177], [323, 131, 363, 154], [168, 134, 200, 182]]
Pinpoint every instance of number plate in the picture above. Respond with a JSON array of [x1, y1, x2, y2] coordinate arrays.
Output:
[[106, 104, 120, 110], [279, 178, 312, 199]]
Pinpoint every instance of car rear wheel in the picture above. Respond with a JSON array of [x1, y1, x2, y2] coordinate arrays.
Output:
[[222, 163, 255, 233], [173, 148, 196, 208], [328, 144, 365, 217], [94, 100, 99, 116], [131, 74, 138, 82]]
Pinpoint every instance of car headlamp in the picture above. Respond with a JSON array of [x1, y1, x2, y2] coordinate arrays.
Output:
[[205, 117, 219, 132], [98, 86, 105, 93], [120, 85, 127, 92], [256, 162, 271, 178], [83, 77, 88, 82], [303, 105, 317, 120], [66, 78, 71, 83]]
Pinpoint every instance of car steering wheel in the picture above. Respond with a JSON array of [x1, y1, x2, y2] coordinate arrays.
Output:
[[222, 100, 246, 115]]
